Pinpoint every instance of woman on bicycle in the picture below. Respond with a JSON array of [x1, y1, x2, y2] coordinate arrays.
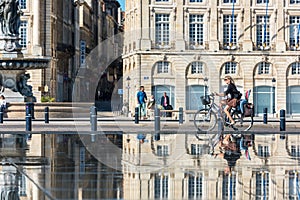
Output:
[[215, 75, 241, 125]]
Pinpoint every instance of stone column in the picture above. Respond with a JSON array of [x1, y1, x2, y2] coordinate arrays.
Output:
[[242, 0, 253, 51], [209, 1, 220, 51], [275, 0, 286, 51], [174, 0, 185, 51], [32, 0, 42, 55]]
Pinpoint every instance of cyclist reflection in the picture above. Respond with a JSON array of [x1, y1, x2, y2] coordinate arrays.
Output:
[[212, 134, 253, 173]]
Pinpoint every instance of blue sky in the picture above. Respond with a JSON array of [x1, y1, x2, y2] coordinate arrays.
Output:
[[118, 0, 125, 10]]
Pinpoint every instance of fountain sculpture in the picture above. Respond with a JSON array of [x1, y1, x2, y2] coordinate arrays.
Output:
[[0, 0, 49, 102]]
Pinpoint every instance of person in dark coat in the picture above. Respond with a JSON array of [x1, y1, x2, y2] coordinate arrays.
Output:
[[160, 92, 170, 110]]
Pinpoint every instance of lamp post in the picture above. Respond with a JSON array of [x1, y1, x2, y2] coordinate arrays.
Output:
[[204, 77, 208, 109], [204, 77, 208, 98], [272, 78, 276, 116], [126, 76, 131, 115]]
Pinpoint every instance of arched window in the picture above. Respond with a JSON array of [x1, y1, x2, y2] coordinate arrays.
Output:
[[224, 62, 237, 74], [291, 62, 300, 75], [190, 62, 203, 74], [156, 61, 170, 74], [257, 62, 270, 74]]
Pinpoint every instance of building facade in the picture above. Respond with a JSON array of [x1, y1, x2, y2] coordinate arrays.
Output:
[[17, 0, 122, 103], [123, 0, 300, 116]]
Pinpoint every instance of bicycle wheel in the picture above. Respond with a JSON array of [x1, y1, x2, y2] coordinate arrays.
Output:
[[231, 112, 253, 131], [194, 109, 217, 132]]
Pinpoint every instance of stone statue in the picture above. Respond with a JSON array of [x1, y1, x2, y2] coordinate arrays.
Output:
[[18, 73, 33, 97], [0, 0, 23, 36]]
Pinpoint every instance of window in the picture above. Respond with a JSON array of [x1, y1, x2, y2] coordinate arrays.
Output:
[[254, 86, 275, 115], [256, 16, 270, 49], [222, 173, 237, 199], [19, 21, 27, 48], [191, 62, 203, 74], [189, 15, 204, 46], [157, 145, 169, 156], [224, 0, 236, 3], [155, 14, 170, 46], [256, 172, 269, 200], [223, 15, 237, 48], [290, 0, 300, 4], [80, 40, 86, 67], [289, 16, 300, 49], [291, 62, 300, 74], [191, 144, 201, 155], [291, 145, 300, 157], [155, 174, 168, 198], [224, 62, 237, 74], [257, 0, 269, 3], [289, 171, 300, 199], [157, 61, 169, 73], [19, 0, 27, 9], [190, 0, 203, 2], [287, 86, 300, 114], [258, 62, 270, 74], [188, 173, 203, 199], [152, 85, 175, 107], [257, 145, 270, 157], [186, 85, 206, 110]]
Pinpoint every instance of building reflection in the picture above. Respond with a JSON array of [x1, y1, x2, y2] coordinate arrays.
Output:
[[2, 132, 300, 199], [123, 133, 300, 199]]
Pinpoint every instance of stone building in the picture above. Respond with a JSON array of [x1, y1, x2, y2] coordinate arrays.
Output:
[[123, 0, 300, 117], [8, 0, 123, 103]]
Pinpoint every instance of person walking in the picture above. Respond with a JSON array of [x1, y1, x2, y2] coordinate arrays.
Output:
[[136, 86, 147, 119]]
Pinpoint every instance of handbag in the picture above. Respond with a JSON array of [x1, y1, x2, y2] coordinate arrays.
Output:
[[227, 98, 237, 107], [244, 103, 254, 117]]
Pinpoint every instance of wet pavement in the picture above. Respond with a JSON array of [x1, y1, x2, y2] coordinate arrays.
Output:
[[0, 116, 300, 199]]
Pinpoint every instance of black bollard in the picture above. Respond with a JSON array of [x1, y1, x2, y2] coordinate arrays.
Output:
[[135, 107, 139, 124], [0, 106, 3, 124], [26, 114, 32, 131], [90, 106, 97, 131], [26, 102, 35, 119], [154, 107, 160, 141], [44, 107, 49, 123], [179, 107, 183, 124], [263, 108, 268, 124], [280, 109, 286, 139]]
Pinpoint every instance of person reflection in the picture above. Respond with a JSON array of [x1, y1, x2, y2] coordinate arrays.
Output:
[[212, 134, 252, 173]]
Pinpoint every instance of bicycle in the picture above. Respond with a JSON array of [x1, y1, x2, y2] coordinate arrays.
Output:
[[193, 93, 254, 132]]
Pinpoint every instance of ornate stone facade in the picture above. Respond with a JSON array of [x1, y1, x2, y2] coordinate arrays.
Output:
[[123, 0, 300, 117]]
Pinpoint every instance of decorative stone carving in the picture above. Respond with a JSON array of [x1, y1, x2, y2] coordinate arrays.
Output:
[[0, 0, 23, 52], [17, 73, 33, 97]]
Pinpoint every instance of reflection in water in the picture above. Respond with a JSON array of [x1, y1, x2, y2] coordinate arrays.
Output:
[[1, 132, 300, 199], [123, 133, 300, 199]]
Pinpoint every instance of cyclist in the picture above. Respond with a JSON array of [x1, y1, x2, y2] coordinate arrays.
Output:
[[215, 75, 241, 125]]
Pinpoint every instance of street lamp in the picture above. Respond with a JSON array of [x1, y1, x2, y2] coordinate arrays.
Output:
[[126, 76, 131, 115], [204, 77, 208, 97], [272, 78, 276, 115]]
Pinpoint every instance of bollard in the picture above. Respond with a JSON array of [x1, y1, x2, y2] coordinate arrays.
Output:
[[135, 107, 139, 124], [0, 106, 3, 124], [25, 102, 35, 119], [280, 109, 286, 140], [26, 114, 32, 132], [44, 107, 49, 123], [154, 107, 160, 141], [179, 107, 183, 124], [90, 106, 97, 131], [263, 108, 268, 124]]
